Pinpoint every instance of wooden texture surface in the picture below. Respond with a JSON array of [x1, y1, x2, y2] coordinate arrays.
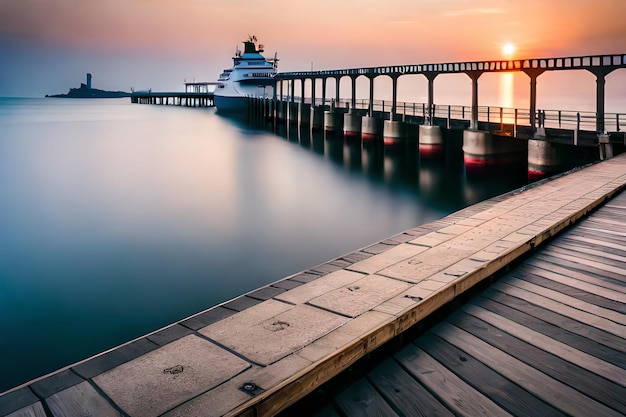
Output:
[[322, 187, 626, 417]]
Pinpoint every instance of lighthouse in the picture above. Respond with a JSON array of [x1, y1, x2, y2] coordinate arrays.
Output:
[[86, 73, 92, 89]]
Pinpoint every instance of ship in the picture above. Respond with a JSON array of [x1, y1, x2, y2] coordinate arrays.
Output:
[[213, 36, 278, 111]]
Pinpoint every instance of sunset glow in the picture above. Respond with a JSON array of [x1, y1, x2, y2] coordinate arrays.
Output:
[[502, 43, 515, 58], [0, 0, 625, 97]]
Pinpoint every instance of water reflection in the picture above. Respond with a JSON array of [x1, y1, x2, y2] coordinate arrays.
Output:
[[270, 121, 528, 213], [499, 72, 514, 109]]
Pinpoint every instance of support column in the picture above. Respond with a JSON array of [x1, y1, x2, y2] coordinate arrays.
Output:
[[424, 72, 438, 125], [344, 74, 362, 138], [522, 68, 545, 132], [368, 76, 375, 117], [300, 78, 305, 103], [335, 76, 341, 104], [362, 75, 381, 141], [290, 80, 295, 103], [321, 77, 327, 108], [390, 75, 399, 119], [465, 71, 483, 130], [311, 77, 316, 107], [350, 75, 357, 112], [588, 67, 615, 133]]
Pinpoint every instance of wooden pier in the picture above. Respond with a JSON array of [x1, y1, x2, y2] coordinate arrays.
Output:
[[131, 91, 214, 107], [1, 154, 626, 416], [130, 81, 218, 107], [296, 185, 626, 417]]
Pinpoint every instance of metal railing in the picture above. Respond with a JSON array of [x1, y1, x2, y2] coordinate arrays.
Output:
[[277, 96, 624, 132]]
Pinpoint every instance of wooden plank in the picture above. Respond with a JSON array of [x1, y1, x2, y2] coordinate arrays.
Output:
[[565, 228, 626, 248], [510, 269, 626, 313], [502, 275, 626, 322], [492, 281, 626, 336], [415, 333, 567, 417], [545, 244, 626, 271], [5, 402, 46, 417], [518, 261, 626, 298], [553, 238, 626, 263], [576, 224, 626, 238], [367, 358, 454, 417], [461, 304, 626, 386], [557, 214, 624, 242], [454, 306, 626, 411], [334, 378, 400, 417], [502, 277, 626, 325], [532, 251, 626, 284], [482, 288, 626, 353], [395, 344, 513, 417], [579, 216, 626, 229], [475, 293, 626, 369], [532, 253, 626, 286], [432, 321, 625, 417], [46, 381, 121, 417], [562, 205, 626, 224], [525, 254, 626, 293], [560, 234, 626, 256]]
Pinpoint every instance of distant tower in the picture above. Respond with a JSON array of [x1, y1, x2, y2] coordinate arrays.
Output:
[[86, 73, 92, 89]]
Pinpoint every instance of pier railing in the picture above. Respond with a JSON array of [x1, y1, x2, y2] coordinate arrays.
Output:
[[280, 96, 625, 133]]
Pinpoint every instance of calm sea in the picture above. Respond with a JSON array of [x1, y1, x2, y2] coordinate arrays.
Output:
[[0, 93, 602, 392]]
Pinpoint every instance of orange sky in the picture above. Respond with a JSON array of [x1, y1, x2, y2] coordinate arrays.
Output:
[[1, 0, 625, 99]]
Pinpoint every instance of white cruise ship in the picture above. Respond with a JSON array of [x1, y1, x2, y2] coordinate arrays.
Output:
[[213, 36, 278, 111]]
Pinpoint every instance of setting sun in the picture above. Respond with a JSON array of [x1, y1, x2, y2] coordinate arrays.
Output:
[[503, 43, 515, 58]]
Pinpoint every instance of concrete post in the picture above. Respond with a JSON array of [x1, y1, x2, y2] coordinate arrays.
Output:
[[300, 79, 305, 103], [588, 67, 615, 133], [424, 72, 438, 126], [344, 112, 362, 137], [522, 68, 546, 132], [528, 139, 594, 181], [298, 102, 311, 126], [350, 75, 357, 112], [463, 130, 527, 175], [390, 75, 399, 119], [311, 77, 316, 107], [335, 76, 341, 105], [465, 71, 483, 130], [368, 76, 375, 117], [321, 77, 327, 109], [290, 80, 295, 103], [598, 133, 613, 160], [419, 125, 444, 159], [362, 116, 383, 141]]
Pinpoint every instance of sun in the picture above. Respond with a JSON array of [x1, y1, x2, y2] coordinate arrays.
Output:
[[502, 43, 515, 58]]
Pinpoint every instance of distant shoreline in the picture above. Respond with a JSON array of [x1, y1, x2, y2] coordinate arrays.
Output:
[[46, 87, 131, 99], [46, 73, 131, 99]]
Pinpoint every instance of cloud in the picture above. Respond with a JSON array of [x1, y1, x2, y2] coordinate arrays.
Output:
[[442, 8, 505, 17]]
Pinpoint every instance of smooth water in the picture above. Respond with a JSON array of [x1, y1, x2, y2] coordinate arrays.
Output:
[[0, 98, 529, 392]]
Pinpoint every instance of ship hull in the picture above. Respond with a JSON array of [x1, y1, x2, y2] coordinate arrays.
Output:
[[213, 94, 248, 112]]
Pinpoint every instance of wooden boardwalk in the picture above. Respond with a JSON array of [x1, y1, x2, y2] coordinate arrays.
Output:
[[307, 191, 626, 417], [1, 154, 626, 417]]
